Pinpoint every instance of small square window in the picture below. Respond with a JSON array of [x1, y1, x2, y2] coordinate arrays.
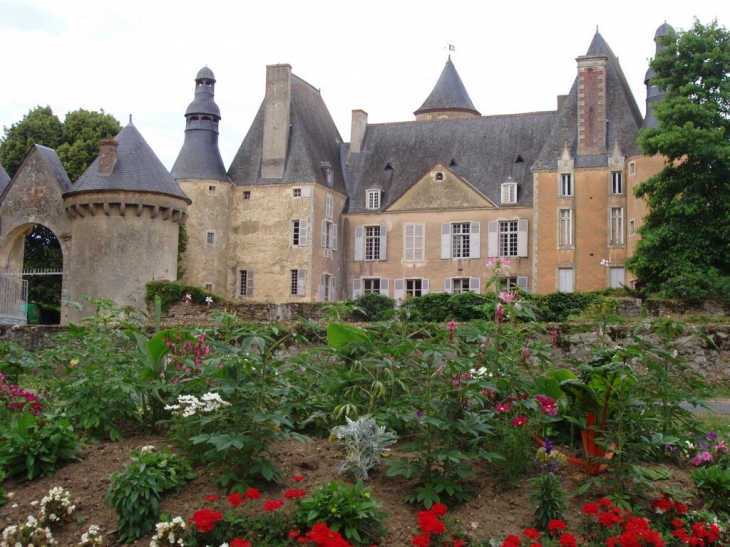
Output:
[[629, 162, 636, 175], [208, 185, 216, 194], [205, 283, 213, 291], [293, 188, 302, 198], [207, 232, 215, 245], [243, 191, 251, 200]]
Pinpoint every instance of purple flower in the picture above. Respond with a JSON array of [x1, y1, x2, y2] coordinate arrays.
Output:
[[707, 432, 719, 441], [416, 411, 424, 419], [544, 438, 554, 455]]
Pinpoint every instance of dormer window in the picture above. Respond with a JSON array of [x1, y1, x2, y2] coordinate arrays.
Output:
[[366, 189, 381, 210], [435, 172, 444, 181], [501, 179, 518, 204], [321, 161, 333, 187]]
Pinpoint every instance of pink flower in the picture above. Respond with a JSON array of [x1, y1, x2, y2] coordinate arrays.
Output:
[[495, 402, 510, 413], [511, 415, 528, 427], [499, 291, 515, 303]]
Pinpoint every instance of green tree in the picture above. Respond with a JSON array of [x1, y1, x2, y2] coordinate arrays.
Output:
[[627, 19, 730, 303], [23, 225, 62, 321], [57, 109, 122, 181], [0, 106, 62, 177]]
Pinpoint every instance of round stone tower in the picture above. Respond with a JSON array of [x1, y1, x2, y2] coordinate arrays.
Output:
[[643, 22, 675, 129], [63, 121, 190, 320], [171, 67, 232, 295]]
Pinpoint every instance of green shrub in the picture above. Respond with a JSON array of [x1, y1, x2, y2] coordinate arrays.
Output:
[[530, 291, 602, 322], [658, 270, 730, 305], [401, 292, 451, 322], [146, 280, 220, 312], [348, 293, 395, 322], [106, 446, 196, 543], [691, 465, 730, 516]]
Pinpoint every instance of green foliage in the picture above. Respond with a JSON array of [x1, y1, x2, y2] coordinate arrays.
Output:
[[56, 108, 122, 181], [295, 479, 387, 546], [348, 292, 395, 321], [106, 447, 195, 543], [401, 292, 452, 322], [531, 292, 603, 322], [691, 465, 730, 515], [0, 470, 7, 507], [0, 412, 81, 480], [530, 466, 568, 530], [146, 280, 220, 312], [331, 415, 397, 480], [628, 19, 730, 300], [0, 106, 62, 177], [177, 224, 188, 279], [23, 225, 62, 319]]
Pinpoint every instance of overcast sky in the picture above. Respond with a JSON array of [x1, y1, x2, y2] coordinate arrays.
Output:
[[1, 0, 728, 172]]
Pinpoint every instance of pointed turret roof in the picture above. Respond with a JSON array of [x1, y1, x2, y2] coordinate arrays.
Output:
[[533, 31, 642, 169], [414, 57, 480, 117], [67, 121, 190, 202], [171, 67, 229, 181]]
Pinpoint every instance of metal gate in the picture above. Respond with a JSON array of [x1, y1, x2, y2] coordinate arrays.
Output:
[[0, 275, 29, 325]]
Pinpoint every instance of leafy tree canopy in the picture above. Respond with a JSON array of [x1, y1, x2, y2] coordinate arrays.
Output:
[[0, 106, 121, 181], [627, 19, 730, 303]]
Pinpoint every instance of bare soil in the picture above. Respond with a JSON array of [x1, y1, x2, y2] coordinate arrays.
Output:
[[0, 430, 696, 547]]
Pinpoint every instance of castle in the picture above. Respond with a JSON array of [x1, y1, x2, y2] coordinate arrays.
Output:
[[0, 24, 672, 323]]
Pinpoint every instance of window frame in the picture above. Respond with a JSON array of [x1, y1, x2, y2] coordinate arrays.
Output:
[[611, 171, 623, 195], [206, 232, 215, 245], [501, 182, 517, 204], [498, 220, 519, 257], [292, 219, 308, 247], [609, 207, 625, 246], [366, 189, 380, 210], [404, 223, 424, 261], [559, 173, 573, 197], [558, 208, 573, 248], [238, 269, 254, 297], [364, 225, 381, 261]]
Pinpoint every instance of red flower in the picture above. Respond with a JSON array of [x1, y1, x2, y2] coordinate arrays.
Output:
[[285, 488, 307, 499], [582, 503, 600, 515], [671, 519, 685, 529], [230, 539, 252, 547], [511, 414, 529, 427], [502, 535, 522, 547], [204, 494, 219, 502], [188, 509, 223, 533], [452, 540, 467, 547], [263, 499, 285, 512], [412, 534, 430, 547], [674, 501, 687, 515], [292, 475, 306, 481], [599, 511, 623, 527], [548, 520, 566, 535], [228, 492, 244, 506], [523, 528, 541, 540], [244, 487, 261, 499], [289, 529, 302, 539], [559, 533, 577, 547], [597, 497, 613, 507], [430, 503, 448, 517]]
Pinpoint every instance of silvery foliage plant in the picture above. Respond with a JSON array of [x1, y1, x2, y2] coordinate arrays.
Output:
[[331, 415, 397, 480]]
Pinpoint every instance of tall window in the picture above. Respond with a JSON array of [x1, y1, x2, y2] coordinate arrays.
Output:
[[610, 207, 624, 245], [365, 226, 381, 260], [499, 221, 519, 256], [404, 223, 424, 261], [321, 220, 337, 258], [291, 269, 305, 295], [611, 172, 623, 195], [406, 279, 423, 297], [239, 270, 253, 297], [560, 173, 573, 197], [325, 194, 334, 218], [558, 268, 574, 292], [207, 232, 215, 245], [452, 223, 471, 258], [501, 182, 517, 204], [558, 209, 573, 247], [366, 190, 380, 210], [292, 219, 308, 246], [363, 278, 381, 293], [452, 278, 471, 294]]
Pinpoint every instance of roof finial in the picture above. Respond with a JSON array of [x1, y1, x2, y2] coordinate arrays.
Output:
[[129, 114, 133, 124]]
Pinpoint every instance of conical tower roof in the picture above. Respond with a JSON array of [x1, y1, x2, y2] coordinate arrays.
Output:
[[414, 57, 480, 118]]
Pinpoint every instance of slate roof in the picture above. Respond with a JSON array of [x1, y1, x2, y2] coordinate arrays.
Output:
[[414, 57, 480, 117], [344, 111, 557, 213], [227, 75, 345, 193], [0, 163, 10, 195], [67, 122, 190, 202], [533, 32, 642, 170], [35, 145, 73, 193]]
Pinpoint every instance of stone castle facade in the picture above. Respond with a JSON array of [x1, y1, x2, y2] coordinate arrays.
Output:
[[0, 25, 673, 323]]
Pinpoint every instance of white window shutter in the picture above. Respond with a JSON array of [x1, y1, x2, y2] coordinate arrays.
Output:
[[470, 222, 481, 258], [404, 224, 414, 260], [517, 276, 528, 290], [247, 270, 254, 297], [319, 274, 326, 301], [379, 223, 387, 260], [394, 279, 404, 300], [470, 277, 481, 294], [301, 187, 312, 198], [415, 224, 424, 260], [422, 278, 430, 294], [331, 224, 338, 251], [444, 278, 452, 294], [488, 221, 499, 257], [353, 278, 362, 298], [329, 276, 336, 301], [379, 278, 389, 296], [441, 223, 451, 259], [517, 219, 528, 257], [297, 269, 306, 295], [321, 220, 327, 247], [300, 219, 308, 246], [354, 226, 363, 261]]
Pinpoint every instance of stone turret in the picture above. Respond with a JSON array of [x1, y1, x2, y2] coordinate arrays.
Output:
[[643, 22, 675, 129], [414, 57, 480, 121]]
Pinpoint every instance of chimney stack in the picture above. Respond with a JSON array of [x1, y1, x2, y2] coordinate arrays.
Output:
[[98, 139, 118, 176], [576, 54, 607, 156], [261, 64, 292, 180]]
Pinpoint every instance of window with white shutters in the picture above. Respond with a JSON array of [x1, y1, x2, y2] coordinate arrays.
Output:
[[404, 223, 424, 261]]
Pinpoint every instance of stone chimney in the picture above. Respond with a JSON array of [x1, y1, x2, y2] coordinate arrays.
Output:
[[576, 54, 607, 156], [557, 94, 568, 113], [349, 110, 368, 160], [98, 139, 118, 176], [261, 64, 292, 180]]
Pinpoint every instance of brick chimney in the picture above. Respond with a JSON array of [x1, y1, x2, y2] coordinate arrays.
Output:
[[349, 109, 368, 161], [261, 64, 292, 180], [98, 139, 118, 176], [576, 54, 607, 156]]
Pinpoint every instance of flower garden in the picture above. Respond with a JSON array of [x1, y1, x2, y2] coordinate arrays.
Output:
[[1, 281, 729, 546]]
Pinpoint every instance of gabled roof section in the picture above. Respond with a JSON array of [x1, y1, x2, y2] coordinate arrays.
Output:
[[35, 145, 73, 193], [227, 75, 346, 193], [345, 111, 556, 213], [0, 163, 10, 195], [67, 122, 190, 202], [414, 57, 480, 117], [533, 32, 642, 170]]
